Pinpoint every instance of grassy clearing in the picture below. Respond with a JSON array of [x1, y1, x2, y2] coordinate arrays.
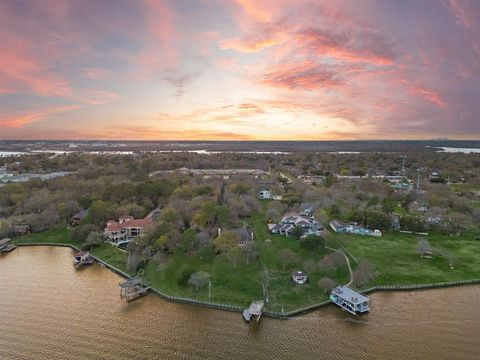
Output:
[[339, 231, 480, 286]]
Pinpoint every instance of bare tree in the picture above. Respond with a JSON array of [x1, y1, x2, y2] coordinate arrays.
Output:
[[318, 255, 336, 273], [302, 259, 317, 274], [278, 248, 298, 271], [353, 261, 376, 287], [188, 271, 210, 292], [416, 238, 432, 257], [317, 277, 336, 294]]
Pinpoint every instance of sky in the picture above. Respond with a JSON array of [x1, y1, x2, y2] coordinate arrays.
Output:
[[1, 0, 480, 140]]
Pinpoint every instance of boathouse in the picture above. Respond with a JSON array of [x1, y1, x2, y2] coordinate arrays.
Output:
[[0, 238, 16, 252], [73, 251, 93, 266], [330, 286, 370, 315], [119, 277, 150, 301], [243, 301, 264, 322]]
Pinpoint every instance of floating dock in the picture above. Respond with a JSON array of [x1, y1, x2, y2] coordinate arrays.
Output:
[[73, 251, 94, 266], [330, 286, 370, 315], [0, 238, 17, 253], [243, 301, 264, 322], [119, 277, 150, 301]]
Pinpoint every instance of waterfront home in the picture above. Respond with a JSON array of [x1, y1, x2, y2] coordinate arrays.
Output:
[[329, 220, 382, 237], [330, 286, 370, 315], [104, 216, 154, 244], [292, 270, 308, 284], [71, 209, 88, 226], [73, 251, 93, 266]]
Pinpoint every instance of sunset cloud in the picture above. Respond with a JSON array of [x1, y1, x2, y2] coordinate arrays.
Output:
[[0, 0, 479, 140]]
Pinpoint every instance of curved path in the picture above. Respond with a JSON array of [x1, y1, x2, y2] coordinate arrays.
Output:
[[326, 246, 354, 287]]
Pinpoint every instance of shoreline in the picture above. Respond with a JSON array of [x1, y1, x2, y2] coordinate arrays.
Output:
[[8, 243, 480, 318]]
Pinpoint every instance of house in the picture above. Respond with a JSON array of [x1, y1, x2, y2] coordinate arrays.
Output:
[[299, 203, 314, 217], [230, 226, 254, 247], [330, 220, 382, 237], [292, 270, 308, 284], [104, 216, 154, 244], [259, 189, 272, 199], [14, 224, 30, 236], [270, 213, 324, 237], [71, 209, 88, 226]]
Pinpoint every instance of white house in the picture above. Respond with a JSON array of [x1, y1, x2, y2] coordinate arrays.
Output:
[[259, 190, 272, 199], [292, 270, 308, 284]]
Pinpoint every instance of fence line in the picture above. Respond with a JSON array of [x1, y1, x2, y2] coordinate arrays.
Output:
[[13, 243, 480, 318]]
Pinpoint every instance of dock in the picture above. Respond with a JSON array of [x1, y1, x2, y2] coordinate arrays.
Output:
[[0, 238, 17, 253], [73, 251, 94, 266], [243, 301, 264, 322], [330, 286, 370, 315], [119, 277, 150, 301]]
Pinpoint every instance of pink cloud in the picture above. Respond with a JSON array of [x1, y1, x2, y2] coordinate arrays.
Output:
[[0, 106, 80, 128], [409, 85, 446, 107]]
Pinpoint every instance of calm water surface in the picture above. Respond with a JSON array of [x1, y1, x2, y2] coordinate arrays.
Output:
[[1, 247, 479, 360]]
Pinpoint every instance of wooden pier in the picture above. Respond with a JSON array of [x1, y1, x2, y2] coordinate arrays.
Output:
[[73, 251, 94, 266], [243, 301, 264, 322], [0, 238, 17, 253], [119, 277, 150, 301]]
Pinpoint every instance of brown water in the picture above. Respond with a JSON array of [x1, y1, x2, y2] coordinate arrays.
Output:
[[0, 247, 479, 360]]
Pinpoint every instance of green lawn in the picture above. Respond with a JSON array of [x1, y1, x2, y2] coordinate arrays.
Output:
[[339, 231, 480, 286]]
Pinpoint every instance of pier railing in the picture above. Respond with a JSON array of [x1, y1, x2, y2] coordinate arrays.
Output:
[[13, 243, 480, 318]]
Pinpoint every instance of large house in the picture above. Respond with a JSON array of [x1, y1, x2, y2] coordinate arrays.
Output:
[[269, 213, 324, 237], [104, 216, 154, 244]]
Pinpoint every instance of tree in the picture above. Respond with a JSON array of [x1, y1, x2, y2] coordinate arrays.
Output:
[[70, 224, 100, 244], [317, 277, 336, 294], [188, 271, 210, 292], [299, 235, 325, 251], [289, 226, 303, 239], [213, 230, 242, 267], [416, 238, 432, 257], [318, 255, 336, 273], [278, 248, 298, 271], [302, 259, 317, 274], [353, 261, 376, 287], [213, 230, 240, 253], [84, 231, 103, 249]]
